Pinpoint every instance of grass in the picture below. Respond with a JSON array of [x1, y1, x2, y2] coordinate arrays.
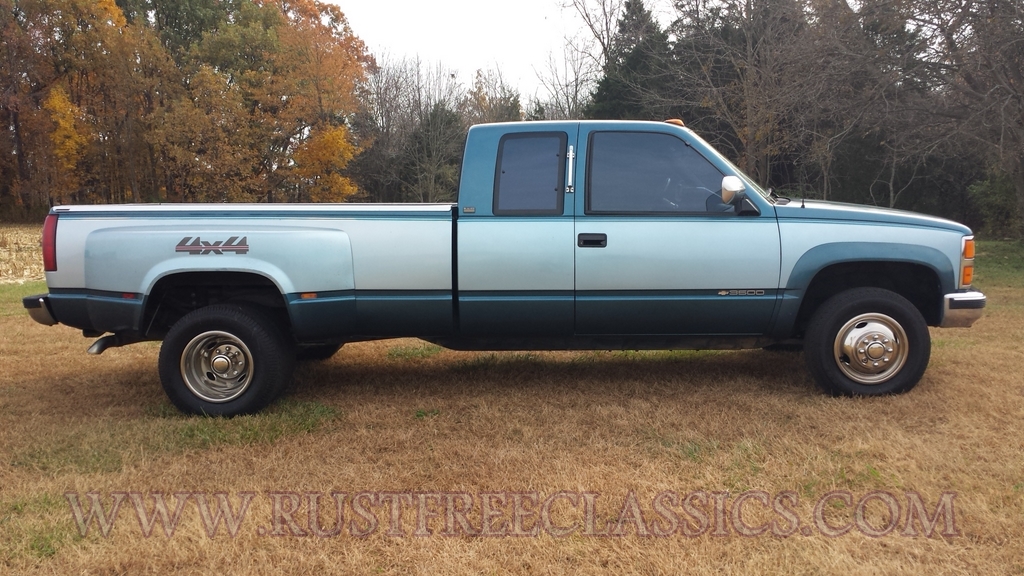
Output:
[[386, 342, 443, 360], [7, 399, 340, 475], [974, 240, 1024, 293], [0, 241, 1021, 574]]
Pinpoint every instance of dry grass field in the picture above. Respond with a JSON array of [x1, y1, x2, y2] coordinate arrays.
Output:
[[1, 223, 1022, 575], [0, 225, 45, 285]]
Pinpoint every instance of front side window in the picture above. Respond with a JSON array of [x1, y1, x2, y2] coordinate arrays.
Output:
[[586, 132, 726, 214], [493, 132, 567, 215]]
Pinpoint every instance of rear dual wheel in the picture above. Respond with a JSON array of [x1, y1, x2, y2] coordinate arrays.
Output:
[[159, 304, 295, 416], [805, 287, 930, 396]]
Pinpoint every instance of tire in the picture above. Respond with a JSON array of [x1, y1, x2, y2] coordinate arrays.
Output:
[[158, 304, 295, 416], [296, 343, 343, 361], [804, 287, 930, 396]]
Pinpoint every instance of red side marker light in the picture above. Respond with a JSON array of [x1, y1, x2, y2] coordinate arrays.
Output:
[[42, 213, 58, 272]]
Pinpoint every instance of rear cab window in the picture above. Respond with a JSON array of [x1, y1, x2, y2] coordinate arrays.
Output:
[[493, 132, 568, 215]]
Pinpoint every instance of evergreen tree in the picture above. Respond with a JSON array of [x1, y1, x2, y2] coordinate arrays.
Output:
[[585, 0, 671, 120]]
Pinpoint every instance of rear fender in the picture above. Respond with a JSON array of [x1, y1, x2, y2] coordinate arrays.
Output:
[[83, 226, 354, 297]]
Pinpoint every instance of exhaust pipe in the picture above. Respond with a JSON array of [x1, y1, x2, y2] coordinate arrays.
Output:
[[87, 333, 140, 355]]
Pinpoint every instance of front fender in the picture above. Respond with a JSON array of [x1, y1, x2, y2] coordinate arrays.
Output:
[[770, 242, 956, 339], [785, 242, 955, 294]]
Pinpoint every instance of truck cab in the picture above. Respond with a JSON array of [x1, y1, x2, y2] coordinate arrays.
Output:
[[453, 120, 780, 344]]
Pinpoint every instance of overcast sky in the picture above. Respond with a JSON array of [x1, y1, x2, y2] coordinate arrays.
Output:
[[330, 0, 673, 99]]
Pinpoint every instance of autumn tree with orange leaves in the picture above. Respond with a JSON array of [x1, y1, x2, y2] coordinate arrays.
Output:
[[0, 0, 368, 214]]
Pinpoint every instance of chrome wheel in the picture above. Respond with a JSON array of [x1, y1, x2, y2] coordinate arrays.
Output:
[[180, 330, 254, 403], [832, 313, 908, 385]]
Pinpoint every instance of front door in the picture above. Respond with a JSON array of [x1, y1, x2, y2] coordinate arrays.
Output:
[[573, 127, 782, 335]]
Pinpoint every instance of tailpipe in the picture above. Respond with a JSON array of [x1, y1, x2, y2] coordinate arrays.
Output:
[[87, 333, 139, 355]]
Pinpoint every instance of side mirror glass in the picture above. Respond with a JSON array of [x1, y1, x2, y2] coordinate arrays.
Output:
[[721, 175, 745, 204]]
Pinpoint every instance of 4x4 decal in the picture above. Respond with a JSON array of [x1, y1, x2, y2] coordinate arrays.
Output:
[[175, 236, 249, 255]]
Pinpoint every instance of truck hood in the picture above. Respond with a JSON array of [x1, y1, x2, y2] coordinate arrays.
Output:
[[774, 199, 971, 234]]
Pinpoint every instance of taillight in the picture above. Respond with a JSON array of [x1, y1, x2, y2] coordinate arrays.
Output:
[[42, 213, 58, 272]]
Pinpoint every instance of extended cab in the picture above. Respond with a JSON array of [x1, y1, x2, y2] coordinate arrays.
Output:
[[24, 120, 986, 415]]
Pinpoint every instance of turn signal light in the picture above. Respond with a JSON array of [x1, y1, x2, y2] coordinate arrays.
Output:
[[961, 265, 974, 286], [963, 238, 975, 259], [960, 236, 975, 288]]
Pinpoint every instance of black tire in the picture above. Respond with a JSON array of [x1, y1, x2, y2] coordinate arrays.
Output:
[[296, 343, 343, 361], [804, 287, 930, 396], [158, 304, 295, 416]]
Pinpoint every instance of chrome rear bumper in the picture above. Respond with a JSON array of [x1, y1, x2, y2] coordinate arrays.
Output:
[[23, 294, 57, 326]]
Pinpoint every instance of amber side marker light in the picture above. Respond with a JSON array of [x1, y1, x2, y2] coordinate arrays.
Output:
[[300, 293, 318, 300], [961, 237, 975, 288]]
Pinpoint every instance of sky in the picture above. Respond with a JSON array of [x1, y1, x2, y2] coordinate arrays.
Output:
[[330, 0, 673, 100]]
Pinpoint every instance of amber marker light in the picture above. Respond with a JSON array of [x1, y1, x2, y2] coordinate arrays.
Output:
[[300, 293, 318, 300], [960, 236, 975, 288]]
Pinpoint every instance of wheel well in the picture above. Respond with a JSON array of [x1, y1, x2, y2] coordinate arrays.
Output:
[[141, 272, 289, 338], [794, 262, 942, 337]]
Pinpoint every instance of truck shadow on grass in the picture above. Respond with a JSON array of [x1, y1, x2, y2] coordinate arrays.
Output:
[[2, 348, 813, 422], [290, 348, 814, 402]]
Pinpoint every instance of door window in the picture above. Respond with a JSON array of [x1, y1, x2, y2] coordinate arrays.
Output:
[[586, 132, 726, 214]]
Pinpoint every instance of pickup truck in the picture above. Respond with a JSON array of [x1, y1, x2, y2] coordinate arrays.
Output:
[[23, 120, 986, 416]]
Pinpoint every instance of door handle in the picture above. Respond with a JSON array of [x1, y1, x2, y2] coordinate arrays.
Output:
[[578, 233, 607, 248]]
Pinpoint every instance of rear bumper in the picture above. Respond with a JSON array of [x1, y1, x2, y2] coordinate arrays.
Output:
[[940, 291, 986, 328], [23, 294, 58, 326]]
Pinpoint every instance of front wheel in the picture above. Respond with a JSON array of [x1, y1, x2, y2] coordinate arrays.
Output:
[[159, 304, 295, 416], [804, 287, 930, 396]]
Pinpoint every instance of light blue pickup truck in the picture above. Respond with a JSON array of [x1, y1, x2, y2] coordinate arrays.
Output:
[[24, 120, 985, 415]]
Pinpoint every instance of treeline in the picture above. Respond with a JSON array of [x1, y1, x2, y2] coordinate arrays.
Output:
[[570, 0, 1024, 237], [0, 0, 524, 216], [1, 0, 370, 210], [2, 0, 1022, 238]]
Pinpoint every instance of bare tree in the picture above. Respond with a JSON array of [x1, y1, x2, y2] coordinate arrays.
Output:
[[566, 0, 624, 68], [912, 0, 1024, 233], [537, 39, 597, 119]]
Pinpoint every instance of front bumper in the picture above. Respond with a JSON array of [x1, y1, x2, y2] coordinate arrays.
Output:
[[23, 294, 57, 326], [940, 291, 986, 328]]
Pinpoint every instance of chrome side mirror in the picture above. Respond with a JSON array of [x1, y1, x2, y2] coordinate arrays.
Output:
[[721, 175, 745, 204]]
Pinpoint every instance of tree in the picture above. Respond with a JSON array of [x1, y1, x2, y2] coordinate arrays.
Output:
[[912, 0, 1024, 235], [585, 0, 671, 120]]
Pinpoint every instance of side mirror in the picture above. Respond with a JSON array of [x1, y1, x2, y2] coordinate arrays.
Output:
[[721, 176, 745, 204]]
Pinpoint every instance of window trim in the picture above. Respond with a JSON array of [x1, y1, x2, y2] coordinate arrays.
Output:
[[493, 132, 568, 216], [584, 130, 729, 216]]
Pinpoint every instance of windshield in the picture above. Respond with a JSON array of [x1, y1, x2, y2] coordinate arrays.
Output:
[[684, 130, 771, 200], [714, 153, 770, 199]]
